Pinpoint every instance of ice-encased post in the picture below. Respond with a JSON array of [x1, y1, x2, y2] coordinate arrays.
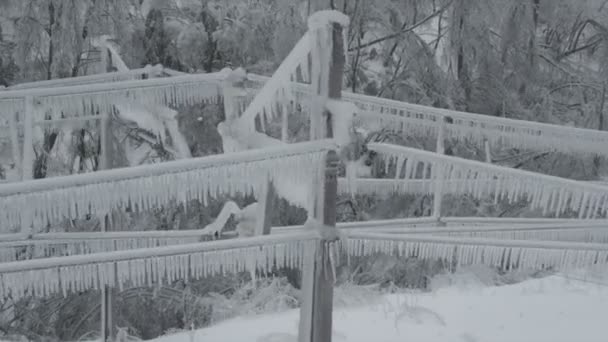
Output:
[[308, 10, 348, 140], [299, 8, 347, 342], [433, 119, 446, 224], [298, 150, 339, 342], [22, 96, 34, 181], [100, 116, 114, 342]]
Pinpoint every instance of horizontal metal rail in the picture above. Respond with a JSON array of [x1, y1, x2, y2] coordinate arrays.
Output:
[[346, 231, 608, 252], [247, 74, 608, 156], [5, 66, 164, 90], [0, 231, 317, 273], [0, 139, 335, 197]]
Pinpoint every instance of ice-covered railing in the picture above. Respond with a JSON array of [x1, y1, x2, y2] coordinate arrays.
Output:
[[431, 226, 608, 244], [336, 177, 506, 197], [0, 71, 226, 122], [3, 217, 605, 262], [235, 32, 311, 135], [4, 65, 165, 91], [0, 236, 200, 263], [245, 74, 608, 156], [368, 143, 608, 218], [344, 231, 608, 270], [353, 221, 608, 244], [235, 11, 350, 138], [0, 231, 317, 300], [0, 139, 335, 233], [338, 177, 608, 198]]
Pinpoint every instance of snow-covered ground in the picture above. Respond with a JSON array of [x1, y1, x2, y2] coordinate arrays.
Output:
[[150, 271, 608, 342]]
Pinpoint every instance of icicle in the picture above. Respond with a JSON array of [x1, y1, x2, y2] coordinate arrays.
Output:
[[395, 156, 405, 180], [578, 191, 589, 219]]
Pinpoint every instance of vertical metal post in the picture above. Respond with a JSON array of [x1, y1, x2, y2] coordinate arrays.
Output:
[[256, 181, 275, 236], [8, 111, 22, 177], [281, 104, 289, 142], [433, 120, 445, 221], [298, 151, 339, 342], [100, 112, 113, 342], [22, 96, 34, 181], [299, 4, 345, 341]]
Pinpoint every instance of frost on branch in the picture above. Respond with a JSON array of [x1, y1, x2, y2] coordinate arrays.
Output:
[[367, 142, 608, 218]]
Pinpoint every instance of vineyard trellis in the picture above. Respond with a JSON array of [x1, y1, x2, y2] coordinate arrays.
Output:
[[1, 8, 608, 342]]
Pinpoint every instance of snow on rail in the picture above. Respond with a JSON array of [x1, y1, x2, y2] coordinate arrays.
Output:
[[344, 231, 608, 270], [0, 139, 336, 233], [0, 232, 317, 299], [368, 143, 608, 219]]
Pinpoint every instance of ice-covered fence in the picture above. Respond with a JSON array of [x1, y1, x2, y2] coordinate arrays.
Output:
[[349, 221, 608, 244], [368, 143, 608, 219], [0, 231, 318, 300], [4, 65, 165, 91], [0, 230, 206, 262], [3, 217, 603, 262], [245, 74, 608, 157], [0, 72, 225, 122], [0, 139, 336, 234], [344, 231, 608, 271]]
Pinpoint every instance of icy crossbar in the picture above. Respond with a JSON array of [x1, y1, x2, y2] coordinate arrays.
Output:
[[0, 232, 317, 300], [246, 74, 608, 156], [357, 221, 608, 244], [237, 32, 311, 133], [344, 232, 608, 271], [5, 65, 164, 90], [0, 71, 226, 122], [0, 236, 202, 263], [368, 143, 608, 219], [3, 219, 605, 262], [0, 139, 336, 233]]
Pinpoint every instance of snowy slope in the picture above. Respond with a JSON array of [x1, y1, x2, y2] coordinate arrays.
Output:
[[150, 273, 608, 342]]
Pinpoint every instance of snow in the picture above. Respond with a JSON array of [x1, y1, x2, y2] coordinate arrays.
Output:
[[148, 273, 608, 342]]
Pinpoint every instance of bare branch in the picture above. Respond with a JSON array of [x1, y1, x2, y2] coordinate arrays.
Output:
[[347, 0, 453, 52]]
